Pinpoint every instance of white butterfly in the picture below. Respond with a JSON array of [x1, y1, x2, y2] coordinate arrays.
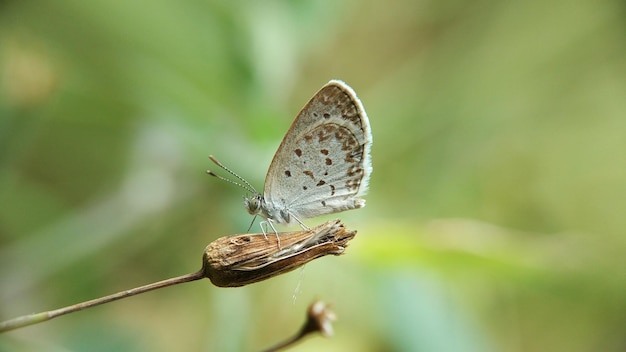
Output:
[[209, 79, 372, 240]]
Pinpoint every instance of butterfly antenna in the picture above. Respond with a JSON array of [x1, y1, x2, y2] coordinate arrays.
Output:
[[206, 155, 258, 194]]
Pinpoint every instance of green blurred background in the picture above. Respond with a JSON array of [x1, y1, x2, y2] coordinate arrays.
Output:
[[1, 0, 625, 351]]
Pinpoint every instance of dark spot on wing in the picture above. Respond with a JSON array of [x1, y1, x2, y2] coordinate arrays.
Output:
[[295, 149, 302, 157], [317, 129, 331, 142], [285, 170, 291, 177], [326, 158, 332, 165], [346, 179, 360, 191], [316, 180, 326, 186], [303, 170, 314, 179], [347, 165, 363, 177]]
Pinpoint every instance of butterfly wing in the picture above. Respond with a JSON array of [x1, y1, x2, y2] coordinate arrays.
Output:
[[262, 80, 372, 223]]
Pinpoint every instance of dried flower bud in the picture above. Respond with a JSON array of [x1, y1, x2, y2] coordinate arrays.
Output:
[[261, 300, 337, 352], [202, 220, 356, 287], [303, 300, 337, 337]]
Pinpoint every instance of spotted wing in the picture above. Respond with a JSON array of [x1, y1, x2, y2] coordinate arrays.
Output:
[[263, 80, 372, 221]]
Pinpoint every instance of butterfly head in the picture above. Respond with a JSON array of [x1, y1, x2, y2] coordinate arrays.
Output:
[[244, 194, 264, 216]]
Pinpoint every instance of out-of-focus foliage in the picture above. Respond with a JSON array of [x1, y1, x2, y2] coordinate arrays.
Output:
[[1, 0, 625, 351]]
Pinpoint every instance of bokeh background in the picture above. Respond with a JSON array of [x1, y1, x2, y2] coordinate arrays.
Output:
[[1, 1, 625, 351]]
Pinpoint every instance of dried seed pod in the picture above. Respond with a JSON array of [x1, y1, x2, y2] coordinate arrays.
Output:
[[202, 220, 356, 287]]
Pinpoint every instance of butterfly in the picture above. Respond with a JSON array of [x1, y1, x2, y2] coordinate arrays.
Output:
[[208, 80, 372, 241]]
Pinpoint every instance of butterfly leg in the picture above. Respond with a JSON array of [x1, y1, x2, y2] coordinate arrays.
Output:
[[289, 212, 310, 231], [260, 219, 282, 249]]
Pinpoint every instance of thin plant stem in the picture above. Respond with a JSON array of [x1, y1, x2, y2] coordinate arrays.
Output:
[[0, 270, 204, 332], [262, 332, 303, 352]]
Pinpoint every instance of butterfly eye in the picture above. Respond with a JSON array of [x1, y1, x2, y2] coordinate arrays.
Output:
[[245, 195, 262, 215]]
